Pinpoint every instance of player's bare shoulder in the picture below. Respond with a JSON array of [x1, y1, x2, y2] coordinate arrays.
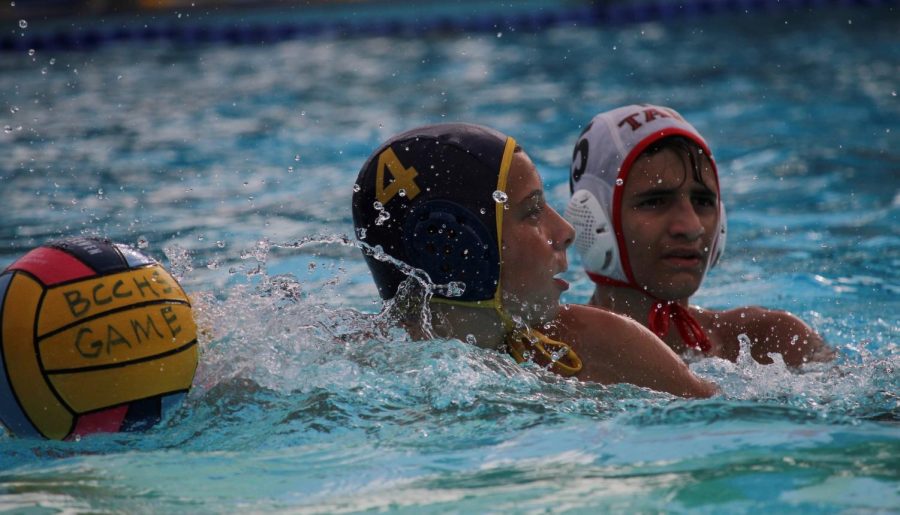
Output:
[[550, 304, 654, 381], [554, 304, 647, 342]]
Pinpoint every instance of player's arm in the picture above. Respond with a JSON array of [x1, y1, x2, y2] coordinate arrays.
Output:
[[738, 307, 835, 366], [556, 304, 717, 398]]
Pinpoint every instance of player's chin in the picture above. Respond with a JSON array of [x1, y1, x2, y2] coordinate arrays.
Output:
[[653, 279, 701, 301]]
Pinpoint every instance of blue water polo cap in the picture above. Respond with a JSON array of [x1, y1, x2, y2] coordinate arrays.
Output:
[[352, 123, 517, 304]]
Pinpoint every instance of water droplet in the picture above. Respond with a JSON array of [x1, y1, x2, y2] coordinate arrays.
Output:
[[615, 178, 624, 186], [216, 240, 226, 248], [790, 334, 799, 346], [466, 334, 477, 345], [353, 184, 361, 192], [375, 210, 390, 225], [3, 126, 11, 133], [496, 32, 503, 38], [356, 227, 367, 240], [137, 237, 149, 249], [740, 312, 746, 318], [446, 281, 466, 297], [287, 166, 294, 173], [27, 48, 34, 56], [398, 188, 406, 197], [18, 19, 27, 29], [373, 200, 383, 210], [492, 190, 508, 203], [479, 207, 487, 214], [294, 154, 301, 161], [49, 58, 55, 65]]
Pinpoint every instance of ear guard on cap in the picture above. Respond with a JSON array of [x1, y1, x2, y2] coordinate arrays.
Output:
[[565, 189, 624, 280], [401, 199, 499, 302]]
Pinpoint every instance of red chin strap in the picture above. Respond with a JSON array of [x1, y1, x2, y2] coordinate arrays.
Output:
[[587, 272, 712, 353], [648, 300, 711, 353]]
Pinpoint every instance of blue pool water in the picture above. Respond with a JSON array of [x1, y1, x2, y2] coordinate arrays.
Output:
[[1, 4, 898, 512]]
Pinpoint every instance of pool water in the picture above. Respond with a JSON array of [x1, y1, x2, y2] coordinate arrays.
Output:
[[1, 4, 898, 512]]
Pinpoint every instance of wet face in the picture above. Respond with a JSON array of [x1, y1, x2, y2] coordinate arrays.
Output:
[[620, 146, 719, 300], [500, 151, 575, 326]]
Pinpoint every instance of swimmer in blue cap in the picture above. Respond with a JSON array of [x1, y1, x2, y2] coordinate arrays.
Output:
[[566, 104, 833, 365], [353, 123, 715, 397]]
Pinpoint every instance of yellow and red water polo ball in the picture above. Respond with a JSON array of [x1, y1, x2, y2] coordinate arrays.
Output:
[[0, 237, 198, 440]]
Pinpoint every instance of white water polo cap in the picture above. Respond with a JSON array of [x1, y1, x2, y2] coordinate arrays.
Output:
[[566, 104, 727, 288]]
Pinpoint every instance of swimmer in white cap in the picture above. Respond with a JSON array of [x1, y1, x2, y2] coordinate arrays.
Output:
[[566, 104, 833, 366], [353, 122, 715, 396]]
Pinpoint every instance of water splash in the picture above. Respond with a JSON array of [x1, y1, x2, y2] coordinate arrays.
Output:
[[688, 333, 899, 422], [163, 243, 194, 281], [188, 234, 495, 396]]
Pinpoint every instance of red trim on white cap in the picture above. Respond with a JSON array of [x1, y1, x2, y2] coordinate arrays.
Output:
[[610, 127, 719, 287]]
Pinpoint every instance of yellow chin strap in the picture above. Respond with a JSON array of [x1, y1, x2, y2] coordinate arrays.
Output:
[[497, 308, 583, 377], [430, 136, 582, 377]]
